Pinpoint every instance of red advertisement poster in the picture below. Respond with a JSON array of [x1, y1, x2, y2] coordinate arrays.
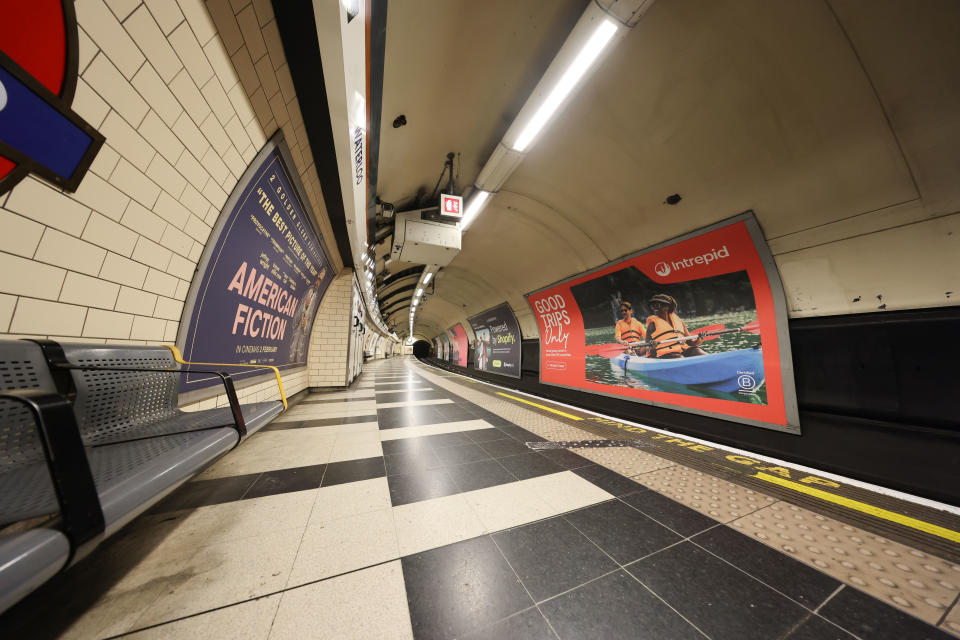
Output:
[[448, 323, 469, 367], [525, 213, 799, 433]]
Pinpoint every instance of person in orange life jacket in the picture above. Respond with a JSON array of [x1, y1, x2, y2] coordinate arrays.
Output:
[[615, 301, 647, 355], [645, 293, 707, 359]]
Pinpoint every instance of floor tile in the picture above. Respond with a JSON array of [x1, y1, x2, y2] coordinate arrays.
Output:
[[385, 448, 444, 475], [377, 398, 455, 409], [262, 416, 378, 431], [308, 477, 392, 526], [627, 541, 809, 640], [620, 489, 719, 537], [944, 604, 960, 637], [148, 472, 260, 513], [540, 570, 703, 640], [270, 561, 413, 639], [388, 466, 461, 506], [497, 452, 565, 480], [327, 438, 383, 463], [638, 465, 775, 522], [459, 607, 556, 640], [564, 499, 681, 564], [497, 424, 541, 442], [434, 442, 492, 466], [243, 464, 325, 500], [321, 456, 385, 487], [287, 508, 399, 587], [493, 516, 618, 601], [124, 593, 281, 639], [785, 615, 857, 640], [463, 478, 558, 532], [393, 493, 486, 556], [572, 464, 645, 496], [382, 437, 435, 456], [693, 525, 841, 609], [379, 419, 493, 441], [478, 437, 531, 458], [445, 458, 518, 492], [464, 428, 512, 443], [281, 401, 378, 419], [401, 536, 533, 640], [196, 429, 335, 479], [536, 448, 593, 470], [423, 431, 476, 449], [572, 445, 675, 477], [821, 585, 955, 639], [527, 470, 616, 513]]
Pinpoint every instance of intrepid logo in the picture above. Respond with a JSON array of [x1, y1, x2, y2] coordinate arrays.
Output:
[[659, 246, 730, 275]]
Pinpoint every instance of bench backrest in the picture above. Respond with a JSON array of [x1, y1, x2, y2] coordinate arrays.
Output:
[[0, 341, 59, 473], [59, 344, 180, 445]]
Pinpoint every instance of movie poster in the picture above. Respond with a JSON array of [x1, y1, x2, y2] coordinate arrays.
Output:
[[469, 303, 521, 377], [447, 324, 468, 367], [525, 212, 799, 433], [438, 333, 450, 361], [178, 133, 334, 394]]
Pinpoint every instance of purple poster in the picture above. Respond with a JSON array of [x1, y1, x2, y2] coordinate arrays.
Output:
[[178, 135, 334, 393]]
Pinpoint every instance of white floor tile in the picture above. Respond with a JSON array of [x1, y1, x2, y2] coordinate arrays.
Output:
[[376, 398, 453, 409], [124, 594, 281, 639], [393, 493, 486, 556], [462, 477, 558, 532], [378, 419, 493, 441], [527, 470, 616, 512], [281, 401, 377, 419], [197, 430, 335, 478], [327, 439, 383, 463], [308, 477, 392, 526]]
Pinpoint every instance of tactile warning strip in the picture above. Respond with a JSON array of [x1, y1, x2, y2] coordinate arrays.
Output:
[[732, 502, 960, 631], [571, 445, 676, 478]]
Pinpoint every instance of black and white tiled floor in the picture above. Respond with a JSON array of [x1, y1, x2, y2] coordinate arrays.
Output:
[[2, 358, 957, 639]]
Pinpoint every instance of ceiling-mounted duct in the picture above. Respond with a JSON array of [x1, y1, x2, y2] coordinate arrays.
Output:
[[390, 208, 461, 266]]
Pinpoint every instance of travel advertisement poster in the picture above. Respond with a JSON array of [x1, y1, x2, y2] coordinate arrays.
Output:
[[447, 323, 468, 367], [469, 303, 522, 377], [524, 213, 799, 433], [178, 134, 334, 395]]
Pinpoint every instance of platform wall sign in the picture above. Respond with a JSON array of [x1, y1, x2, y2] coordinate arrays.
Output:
[[524, 212, 799, 433], [0, 1, 104, 196], [178, 132, 334, 395], [469, 303, 521, 378], [447, 323, 468, 367]]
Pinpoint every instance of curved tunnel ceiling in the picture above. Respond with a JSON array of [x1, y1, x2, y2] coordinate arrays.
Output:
[[376, 0, 960, 341]]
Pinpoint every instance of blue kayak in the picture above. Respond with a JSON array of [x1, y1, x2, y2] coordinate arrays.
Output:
[[609, 348, 764, 393]]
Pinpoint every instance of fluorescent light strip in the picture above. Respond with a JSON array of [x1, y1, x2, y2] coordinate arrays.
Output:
[[423, 272, 433, 284], [461, 190, 491, 230], [512, 19, 618, 152]]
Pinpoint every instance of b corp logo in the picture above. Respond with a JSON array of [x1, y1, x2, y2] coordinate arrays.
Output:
[[737, 374, 757, 391], [654, 261, 671, 277]]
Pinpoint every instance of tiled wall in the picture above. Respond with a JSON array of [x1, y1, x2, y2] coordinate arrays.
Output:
[[0, 0, 351, 402], [308, 270, 353, 388]]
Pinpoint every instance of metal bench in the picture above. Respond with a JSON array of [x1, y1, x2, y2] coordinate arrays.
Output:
[[0, 340, 286, 613]]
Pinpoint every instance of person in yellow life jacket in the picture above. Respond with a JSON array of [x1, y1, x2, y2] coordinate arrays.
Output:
[[645, 294, 707, 359], [615, 301, 647, 355]]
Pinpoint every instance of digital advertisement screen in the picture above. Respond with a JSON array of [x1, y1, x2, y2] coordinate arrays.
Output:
[[469, 303, 521, 377], [525, 213, 799, 433]]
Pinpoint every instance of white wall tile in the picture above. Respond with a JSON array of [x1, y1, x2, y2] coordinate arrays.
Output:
[[82, 211, 139, 256], [130, 315, 166, 340], [116, 286, 158, 315], [276, 64, 295, 105], [261, 19, 284, 71], [154, 296, 184, 320], [132, 237, 173, 271], [190, 240, 204, 261], [144, 0, 184, 35], [0, 252, 66, 299], [167, 253, 196, 280], [202, 180, 228, 209], [177, 0, 217, 44], [140, 111, 187, 166], [0, 209, 45, 258], [154, 191, 191, 228], [200, 113, 231, 154], [230, 45, 258, 95], [227, 83, 257, 126], [121, 201, 166, 241], [132, 64, 184, 127], [0, 294, 17, 332], [89, 144, 121, 179], [201, 146, 231, 184], [84, 53, 149, 125], [169, 69, 212, 125], [124, 5, 183, 82], [35, 229, 107, 277], [236, 5, 267, 62], [105, 0, 140, 20], [204, 37, 240, 94], [164, 319, 179, 341], [183, 214, 211, 243], [146, 155, 188, 198], [205, 0, 243, 55], [76, 0, 145, 79], [11, 298, 86, 336], [84, 308, 134, 338], [223, 115, 252, 152], [169, 21, 214, 86], [100, 252, 149, 288], [111, 159, 161, 208], [78, 27, 98, 72], [175, 149, 210, 191], [101, 110, 156, 171], [72, 78, 110, 128], [6, 177, 91, 235], [254, 54, 279, 98], [71, 172, 130, 221], [172, 112, 211, 162], [174, 278, 190, 299], [179, 183, 211, 217], [222, 145, 246, 178], [60, 272, 121, 308], [161, 224, 193, 257], [201, 76, 234, 125], [143, 267, 179, 297]]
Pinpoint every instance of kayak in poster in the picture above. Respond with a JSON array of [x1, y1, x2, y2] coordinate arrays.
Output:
[[525, 212, 799, 433]]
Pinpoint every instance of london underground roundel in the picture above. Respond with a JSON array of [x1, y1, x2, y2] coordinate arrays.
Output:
[[0, 0, 104, 196]]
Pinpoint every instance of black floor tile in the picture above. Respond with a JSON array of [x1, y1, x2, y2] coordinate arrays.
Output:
[[497, 452, 565, 480], [478, 437, 531, 459], [464, 428, 511, 444], [536, 448, 593, 469], [388, 466, 461, 506], [693, 525, 840, 609], [626, 541, 808, 640], [402, 535, 533, 640], [620, 490, 718, 537], [572, 464, 643, 496], [445, 459, 517, 492], [242, 464, 325, 499], [434, 442, 493, 466], [320, 457, 385, 487], [460, 607, 556, 640], [564, 500, 681, 564], [384, 449, 443, 476], [818, 585, 953, 640], [376, 391, 449, 403], [377, 408, 449, 429], [382, 437, 433, 455], [493, 517, 618, 602], [496, 424, 540, 441], [423, 432, 475, 449], [149, 472, 259, 513], [786, 615, 856, 640], [434, 405, 478, 420], [540, 570, 703, 640], [261, 415, 377, 430]]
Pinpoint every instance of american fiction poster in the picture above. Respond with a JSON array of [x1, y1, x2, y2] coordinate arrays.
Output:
[[178, 133, 334, 395], [469, 303, 521, 377], [447, 323, 468, 367], [524, 212, 799, 433]]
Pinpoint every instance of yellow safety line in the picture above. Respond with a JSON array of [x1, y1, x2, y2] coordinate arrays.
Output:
[[165, 345, 288, 410], [753, 472, 960, 543], [496, 392, 583, 420]]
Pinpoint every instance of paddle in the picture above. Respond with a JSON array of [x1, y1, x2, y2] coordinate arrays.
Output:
[[585, 320, 760, 358]]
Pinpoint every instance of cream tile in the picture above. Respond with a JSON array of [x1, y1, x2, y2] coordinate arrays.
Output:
[[125, 594, 281, 639], [308, 477, 392, 526], [270, 561, 413, 640], [637, 466, 776, 522], [135, 528, 303, 627], [572, 446, 676, 477], [463, 478, 557, 533], [305, 389, 375, 400], [196, 430, 335, 478], [378, 419, 493, 441], [527, 471, 617, 513], [286, 509, 398, 588], [327, 439, 383, 463], [282, 402, 377, 420], [376, 399, 454, 409], [393, 494, 486, 556]]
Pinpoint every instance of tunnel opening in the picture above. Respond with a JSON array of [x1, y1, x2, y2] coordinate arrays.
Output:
[[412, 340, 431, 357]]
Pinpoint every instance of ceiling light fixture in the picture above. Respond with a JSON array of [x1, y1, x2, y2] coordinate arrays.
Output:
[[461, 190, 490, 230], [423, 272, 433, 284]]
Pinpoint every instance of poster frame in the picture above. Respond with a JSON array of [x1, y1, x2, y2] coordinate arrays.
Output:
[[468, 302, 523, 378], [524, 211, 800, 433]]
